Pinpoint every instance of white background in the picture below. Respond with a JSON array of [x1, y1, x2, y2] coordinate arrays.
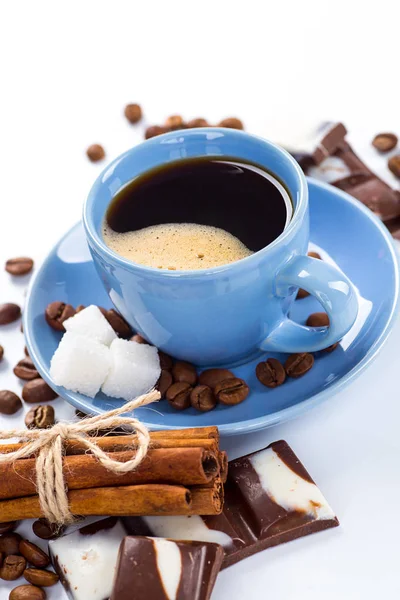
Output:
[[0, 1, 399, 598]]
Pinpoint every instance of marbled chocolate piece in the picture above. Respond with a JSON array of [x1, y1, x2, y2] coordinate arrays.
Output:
[[124, 440, 338, 568], [111, 536, 224, 600], [49, 517, 125, 600]]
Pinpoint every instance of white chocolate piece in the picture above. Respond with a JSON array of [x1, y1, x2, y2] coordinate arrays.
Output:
[[143, 515, 233, 548], [152, 538, 182, 599]]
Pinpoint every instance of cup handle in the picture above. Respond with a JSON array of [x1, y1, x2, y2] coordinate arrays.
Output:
[[260, 255, 359, 353]]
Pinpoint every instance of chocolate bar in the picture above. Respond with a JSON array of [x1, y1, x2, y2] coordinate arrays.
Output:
[[49, 517, 126, 600], [111, 536, 224, 600], [124, 440, 338, 568]]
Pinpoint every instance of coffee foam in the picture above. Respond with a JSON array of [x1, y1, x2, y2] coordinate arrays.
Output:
[[103, 222, 253, 270]]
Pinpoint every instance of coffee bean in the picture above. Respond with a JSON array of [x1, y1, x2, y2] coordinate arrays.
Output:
[[5, 257, 34, 276], [285, 353, 314, 378], [187, 118, 209, 128], [75, 304, 86, 313], [0, 533, 22, 555], [0, 555, 27, 580], [24, 568, 59, 587], [372, 133, 398, 153], [25, 405, 55, 429], [32, 519, 64, 541], [104, 309, 132, 338], [0, 345, 3, 361], [306, 312, 329, 327], [19, 540, 50, 568], [86, 143, 105, 162], [9, 585, 46, 600], [256, 358, 286, 388], [388, 155, 400, 179], [0, 303, 21, 325], [308, 251, 322, 260], [214, 377, 249, 405], [172, 361, 197, 385], [166, 382, 192, 410], [158, 350, 173, 370], [323, 342, 338, 353], [156, 370, 173, 398], [296, 288, 309, 299], [24, 346, 29, 357], [130, 333, 148, 344], [145, 125, 168, 139], [0, 522, 17, 535], [165, 115, 185, 130], [13, 357, 40, 381], [124, 103, 142, 124], [22, 379, 58, 404], [190, 385, 216, 412], [45, 301, 75, 331], [0, 391, 22, 415], [218, 117, 244, 130], [198, 368, 234, 389]]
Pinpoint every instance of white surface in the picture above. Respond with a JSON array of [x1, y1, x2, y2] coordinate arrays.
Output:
[[0, 1, 399, 598]]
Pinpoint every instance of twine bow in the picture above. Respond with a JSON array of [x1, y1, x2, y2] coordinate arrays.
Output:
[[0, 389, 160, 525]]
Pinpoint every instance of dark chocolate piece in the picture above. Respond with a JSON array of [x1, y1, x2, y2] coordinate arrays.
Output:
[[111, 537, 224, 600], [124, 440, 339, 569]]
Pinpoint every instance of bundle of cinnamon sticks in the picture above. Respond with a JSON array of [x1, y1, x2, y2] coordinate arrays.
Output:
[[0, 426, 226, 522]]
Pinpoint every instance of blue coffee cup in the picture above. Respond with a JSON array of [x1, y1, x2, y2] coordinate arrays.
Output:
[[84, 128, 358, 366]]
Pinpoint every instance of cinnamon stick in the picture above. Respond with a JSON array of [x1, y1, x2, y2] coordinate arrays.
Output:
[[219, 451, 228, 483], [0, 448, 219, 500], [0, 484, 192, 522], [0, 427, 219, 457], [188, 477, 224, 515]]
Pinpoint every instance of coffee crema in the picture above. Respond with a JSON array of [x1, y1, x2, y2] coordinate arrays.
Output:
[[103, 157, 293, 270], [103, 222, 253, 270]]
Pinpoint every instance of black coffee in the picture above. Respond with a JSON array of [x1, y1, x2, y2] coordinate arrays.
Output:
[[103, 157, 292, 270]]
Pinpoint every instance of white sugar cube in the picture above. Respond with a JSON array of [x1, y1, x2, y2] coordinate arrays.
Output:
[[101, 339, 160, 401], [50, 332, 111, 397], [64, 305, 117, 346]]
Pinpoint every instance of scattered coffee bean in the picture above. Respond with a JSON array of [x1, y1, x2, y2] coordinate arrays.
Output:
[[158, 351, 173, 370], [124, 103, 142, 124], [156, 370, 173, 398], [22, 379, 58, 404], [388, 155, 400, 179], [104, 309, 132, 338], [166, 382, 192, 410], [0, 390, 22, 415], [214, 377, 249, 405], [19, 540, 50, 568], [145, 125, 167, 139], [25, 405, 55, 429], [308, 251, 322, 260], [187, 118, 209, 128], [165, 115, 185, 130], [0, 345, 3, 361], [86, 143, 105, 162], [13, 357, 40, 381], [256, 358, 286, 388], [24, 346, 29, 357], [9, 585, 46, 600], [285, 352, 314, 378], [0, 522, 17, 535], [372, 133, 398, 153], [218, 117, 244, 130], [306, 312, 329, 327], [20, 322, 24, 333], [75, 304, 85, 313], [198, 368, 234, 389], [32, 519, 64, 541], [190, 385, 216, 412], [323, 342, 338, 353], [5, 257, 34, 276], [0, 303, 21, 325], [130, 333, 148, 344], [0, 555, 27, 580], [23, 568, 59, 587], [297, 286, 310, 299], [0, 533, 22, 555], [45, 301, 75, 331], [172, 361, 197, 385]]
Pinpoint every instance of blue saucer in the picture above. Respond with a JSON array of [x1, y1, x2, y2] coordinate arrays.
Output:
[[24, 179, 399, 435]]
